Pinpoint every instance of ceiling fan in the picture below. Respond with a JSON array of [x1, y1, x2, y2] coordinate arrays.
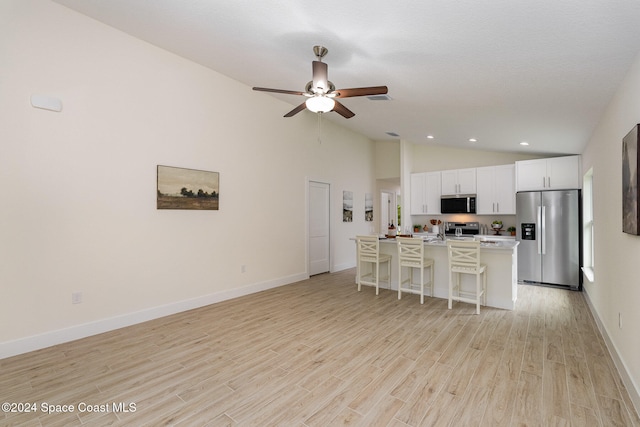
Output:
[[253, 46, 388, 119]]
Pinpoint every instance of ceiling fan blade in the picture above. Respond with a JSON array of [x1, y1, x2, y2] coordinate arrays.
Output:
[[284, 102, 307, 117], [312, 61, 329, 93], [332, 100, 355, 119], [253, 87, 306, 96], [333, 86, 388, 98]]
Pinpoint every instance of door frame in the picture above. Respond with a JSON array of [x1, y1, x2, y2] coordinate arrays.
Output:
[[380, 189, 396, 234], [306, 178, 331, 276]]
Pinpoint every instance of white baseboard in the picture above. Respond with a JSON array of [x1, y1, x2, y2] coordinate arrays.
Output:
[[583, 289, 640, 417], [0, 272, 307, 360], [332, 261, 356, 272]]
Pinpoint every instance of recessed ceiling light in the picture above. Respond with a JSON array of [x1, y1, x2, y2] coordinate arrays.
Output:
[[469, 138, 477, 142], [520, 141, 529, 146], [427, 135, 434, 139]]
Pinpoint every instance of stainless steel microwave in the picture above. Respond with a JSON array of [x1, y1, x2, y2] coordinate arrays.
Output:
[[441, 195, 476, 214]]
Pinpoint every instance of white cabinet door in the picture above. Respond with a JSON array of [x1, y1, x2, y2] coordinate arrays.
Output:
[[410, 172, 441, 214], [441, 168, 476, 195], [424, 172, 441, 214], [476, 167, 495, 214], [458, 168, 477, 194], [476, 165, 515, 215], [516, 156, 580, 191], [494, 164, 515, 214], [440, 170, 458, 195], [410, 173, 426, 214], [516, 160, 547, 191], [547, 156, 580, 189]]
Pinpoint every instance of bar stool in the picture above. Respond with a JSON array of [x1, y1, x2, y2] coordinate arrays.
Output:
[[397, 237, 434, 304], [447, 240, 486, 314], [356, 235, 391, 295]]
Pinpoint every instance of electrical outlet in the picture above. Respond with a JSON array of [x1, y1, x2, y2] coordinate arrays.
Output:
[[72, 292, 83, 304]]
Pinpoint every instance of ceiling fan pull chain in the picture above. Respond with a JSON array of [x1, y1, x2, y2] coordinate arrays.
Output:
[[317, 111, 323, 144]]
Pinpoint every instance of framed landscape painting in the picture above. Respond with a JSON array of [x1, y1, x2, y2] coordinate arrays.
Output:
[[623, 124, 639, 235], [157, 165, 219, 210]]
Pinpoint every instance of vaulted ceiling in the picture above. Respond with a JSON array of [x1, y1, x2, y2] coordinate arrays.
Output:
[[53, 0, 640, 155]]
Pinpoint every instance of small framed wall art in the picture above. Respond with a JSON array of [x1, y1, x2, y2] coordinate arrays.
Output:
[[343, 190, 353, 222], [157, 165, 219, 210], [365, 193, 373, 221], [623, 124, 640, 235]]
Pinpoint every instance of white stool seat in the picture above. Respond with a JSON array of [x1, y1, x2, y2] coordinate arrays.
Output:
[[397, 237, 434, 304], [356, 235, 391, 295], [447, 240, 486, 314]]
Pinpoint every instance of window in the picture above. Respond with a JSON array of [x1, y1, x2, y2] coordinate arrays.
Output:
[[582, 168, 594, 282]]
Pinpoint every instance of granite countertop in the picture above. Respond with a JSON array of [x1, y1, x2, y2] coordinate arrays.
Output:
[[378, 236, 519, 249]]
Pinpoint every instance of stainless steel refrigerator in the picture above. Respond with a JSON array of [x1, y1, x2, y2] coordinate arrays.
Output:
[[516, 190, 581, 290]]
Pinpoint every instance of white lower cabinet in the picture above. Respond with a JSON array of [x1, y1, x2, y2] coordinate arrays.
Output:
[[476, 164, 515, 215]]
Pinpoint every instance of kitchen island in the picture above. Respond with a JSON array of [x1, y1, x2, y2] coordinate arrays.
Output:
[[356, 237, 518, 310]]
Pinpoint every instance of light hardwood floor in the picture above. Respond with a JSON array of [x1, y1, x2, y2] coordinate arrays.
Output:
[[2, 269, 639, 426]]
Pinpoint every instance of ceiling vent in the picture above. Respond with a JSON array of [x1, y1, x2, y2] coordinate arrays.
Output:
[[367, 94, 392, 101], [386, 131, 400, 137]]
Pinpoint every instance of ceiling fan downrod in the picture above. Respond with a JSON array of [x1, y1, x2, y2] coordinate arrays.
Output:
[[313, 45, 328, 61]]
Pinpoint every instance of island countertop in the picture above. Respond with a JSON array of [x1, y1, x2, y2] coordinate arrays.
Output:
[[354, 236, 518, 310], [378, 236, 519, 250]]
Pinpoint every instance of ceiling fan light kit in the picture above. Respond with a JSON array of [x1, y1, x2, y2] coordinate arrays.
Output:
[[305, 96, 335, 113], [253, 46, 388, 119]]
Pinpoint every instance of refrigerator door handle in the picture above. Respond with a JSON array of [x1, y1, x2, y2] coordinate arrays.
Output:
[[541, 205, 546, 254], [537, 206, 542, 254]]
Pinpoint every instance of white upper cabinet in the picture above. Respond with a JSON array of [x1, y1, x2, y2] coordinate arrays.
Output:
[[476, 164, 515, 215], [410, 172, 441, 215], [515, 155, 581, 191], [441, 168, 476, 195]]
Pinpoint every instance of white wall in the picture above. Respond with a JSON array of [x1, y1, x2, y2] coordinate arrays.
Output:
[[0, 0, 376, 357], [375, 140, 400, 179], [581, 50, 640, 409], [411, 144, 545, 173]]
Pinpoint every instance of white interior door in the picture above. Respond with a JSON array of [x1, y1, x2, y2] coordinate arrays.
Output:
[[309, 181, 330, 275]]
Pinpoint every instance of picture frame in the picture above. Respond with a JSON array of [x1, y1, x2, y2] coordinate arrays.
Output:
[[157, 165, 219, 210], [622, 124, 639, 235], [365, 193, 373, 221], [343, 191, 353, 222]]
